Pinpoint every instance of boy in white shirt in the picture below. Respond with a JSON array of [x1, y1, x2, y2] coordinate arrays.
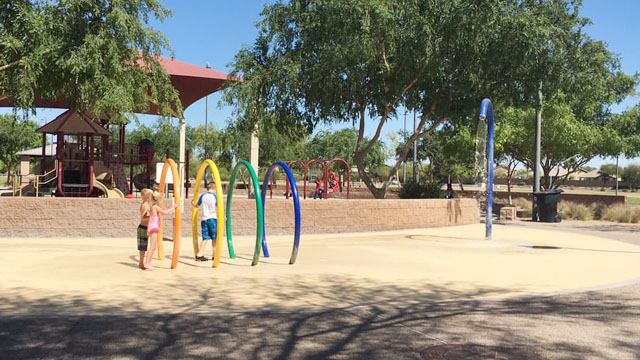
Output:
[[192, 181, 218, 261]]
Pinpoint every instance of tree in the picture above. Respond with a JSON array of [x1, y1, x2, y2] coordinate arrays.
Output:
[[0, 0, 181, 119], [498, 93, 608, 189], [623, 164, 640, 191], [127, 118, 197, 160], [598, 163, 622, 188], [223, 0, 542, 198], [307, 128, 386, 170], [0, 114, 40, 182]]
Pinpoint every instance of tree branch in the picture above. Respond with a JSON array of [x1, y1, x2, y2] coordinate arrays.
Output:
[[0, 59, 21, 72]]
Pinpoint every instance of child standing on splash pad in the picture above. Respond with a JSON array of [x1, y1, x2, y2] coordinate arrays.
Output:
[[192, 181, 218, 261], [144, 191, 178, 270], [137, 188, 152, 269]]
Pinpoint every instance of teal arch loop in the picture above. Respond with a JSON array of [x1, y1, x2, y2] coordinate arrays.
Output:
[[260, 161, 301, 264], [225, 160, 264, 266]]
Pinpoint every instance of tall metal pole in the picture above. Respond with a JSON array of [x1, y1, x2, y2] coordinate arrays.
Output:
[[616, 154, 619, 196], [480, 99, 494, 240], [205, 62, 211, 159], [413, 111, 418, 183], [533, 82, 542, 193], [533, 83, 543, 221], [403, 110, 407, 183]]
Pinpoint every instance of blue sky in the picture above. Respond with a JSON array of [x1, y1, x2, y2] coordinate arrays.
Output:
[[9, 0, 640, 167]]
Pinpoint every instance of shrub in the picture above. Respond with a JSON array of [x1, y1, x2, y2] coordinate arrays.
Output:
[[591, 202, 607, 220], [602, 205, 640, 223], [559, 201, 592, 221], [399, 181, 443, 199]]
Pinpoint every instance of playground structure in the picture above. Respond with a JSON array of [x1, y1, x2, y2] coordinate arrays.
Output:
[[3, 55, 232, 200], [285, 158, 351, 199], [187, 158, 301, 268]]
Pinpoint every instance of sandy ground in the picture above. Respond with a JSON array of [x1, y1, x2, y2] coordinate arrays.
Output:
[[1, 223, 639, 318]]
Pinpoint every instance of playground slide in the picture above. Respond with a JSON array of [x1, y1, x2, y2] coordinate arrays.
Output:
[[94, 180, 125, 198]]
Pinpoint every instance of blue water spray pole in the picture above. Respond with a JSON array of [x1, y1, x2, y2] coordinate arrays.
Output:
[[479, 99, 494, 240]]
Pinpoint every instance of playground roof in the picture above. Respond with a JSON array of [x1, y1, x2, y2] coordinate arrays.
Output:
[[36, 110, 112, 136], [0, 55, 233, 114]]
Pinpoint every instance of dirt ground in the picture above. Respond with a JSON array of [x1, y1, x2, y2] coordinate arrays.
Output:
[[1, 222, 639, 359]]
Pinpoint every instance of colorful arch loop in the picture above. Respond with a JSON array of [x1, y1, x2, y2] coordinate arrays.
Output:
[[260, 161, 301, 265], [225, 160, 264, 266], [191, 160, 226, 268], [156, 158, 182, 269]]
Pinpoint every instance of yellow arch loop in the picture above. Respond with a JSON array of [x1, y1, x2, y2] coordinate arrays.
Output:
[[191, 160, 225, 268], [156, 158, 182, 269]]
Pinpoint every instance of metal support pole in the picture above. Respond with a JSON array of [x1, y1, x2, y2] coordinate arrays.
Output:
[[403, 110, 407, 183], [413, 111, 418, 183], [479, 99, 495, 240], [533, 83, 542, 221], [205, 62, 211, 159], [616, 155, 619, 196]]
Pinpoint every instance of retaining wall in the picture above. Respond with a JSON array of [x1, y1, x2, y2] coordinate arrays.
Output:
[[0, 197, 479, 238]]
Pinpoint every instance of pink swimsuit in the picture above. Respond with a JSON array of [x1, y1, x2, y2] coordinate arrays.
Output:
[[147, 214, 160, 235]]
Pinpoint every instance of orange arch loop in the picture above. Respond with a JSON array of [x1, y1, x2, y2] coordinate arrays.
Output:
[[156, 158, 182, 269]]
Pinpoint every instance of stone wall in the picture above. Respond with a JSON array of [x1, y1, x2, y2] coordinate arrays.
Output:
[[0, 197, 479, 238]]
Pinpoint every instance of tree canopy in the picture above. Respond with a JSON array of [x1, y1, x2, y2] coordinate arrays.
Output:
[[0, 0, 181, 120], [223, 0, 637, 198]]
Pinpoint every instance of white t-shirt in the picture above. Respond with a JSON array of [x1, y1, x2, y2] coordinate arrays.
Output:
[[196, 192, 217, 220]]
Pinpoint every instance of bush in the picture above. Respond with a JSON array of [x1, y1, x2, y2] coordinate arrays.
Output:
[[602, 205, 640, 223], [399, 181, 443, 199], [591, 202, 607, 220], [559, 201, 592, 221]]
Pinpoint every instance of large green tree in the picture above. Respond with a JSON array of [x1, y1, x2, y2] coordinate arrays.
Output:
[[0, 114, 40, 182], [0, 0, 181, 119], [223, 0, 538, 198], [307, 128, 386, 170]]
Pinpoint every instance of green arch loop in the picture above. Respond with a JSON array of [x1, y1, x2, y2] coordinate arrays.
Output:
[[226, 160, 264, 266]]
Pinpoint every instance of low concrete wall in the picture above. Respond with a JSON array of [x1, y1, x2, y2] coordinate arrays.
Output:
[[0, 197, 479, 238]]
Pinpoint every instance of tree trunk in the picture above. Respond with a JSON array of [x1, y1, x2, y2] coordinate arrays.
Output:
[[457, 177, 464, 191], [507, 177, 512, 205], [353, 152, 386, 199]]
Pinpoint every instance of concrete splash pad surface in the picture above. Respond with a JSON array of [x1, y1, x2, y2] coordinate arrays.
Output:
[[1, 224, 640, 316]]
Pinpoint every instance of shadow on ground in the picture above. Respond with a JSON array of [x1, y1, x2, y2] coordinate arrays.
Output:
[[2, 274, 640, 359]]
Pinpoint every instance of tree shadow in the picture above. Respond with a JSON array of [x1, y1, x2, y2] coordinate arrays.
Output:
[[2, 274, 640, 359]]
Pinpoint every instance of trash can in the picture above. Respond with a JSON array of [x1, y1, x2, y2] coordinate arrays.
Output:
[[532, 189, 563, 223]]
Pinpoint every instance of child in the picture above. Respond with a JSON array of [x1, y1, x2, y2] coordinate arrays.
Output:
[[137, 188, 152, 269], [313, 178, 324, 199], [144, 191, 178, 270], [192, 181, 218, 261]]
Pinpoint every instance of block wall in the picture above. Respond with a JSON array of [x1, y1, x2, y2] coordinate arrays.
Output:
[[0, 197, 479, 238]]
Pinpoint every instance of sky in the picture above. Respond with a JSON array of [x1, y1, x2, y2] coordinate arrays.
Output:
[[7, 0, 640, 168]]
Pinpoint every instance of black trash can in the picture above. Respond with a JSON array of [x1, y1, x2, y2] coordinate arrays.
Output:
[[532, 189, 563, 223]]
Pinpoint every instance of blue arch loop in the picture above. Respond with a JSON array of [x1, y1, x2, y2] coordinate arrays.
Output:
[[260, 161, 301, 264]]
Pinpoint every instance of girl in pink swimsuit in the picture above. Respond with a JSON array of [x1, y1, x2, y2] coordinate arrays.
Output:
[[144, 191, 178, 270]]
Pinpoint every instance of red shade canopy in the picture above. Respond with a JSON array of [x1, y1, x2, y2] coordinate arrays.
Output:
[[0, 55, 233, 114]]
